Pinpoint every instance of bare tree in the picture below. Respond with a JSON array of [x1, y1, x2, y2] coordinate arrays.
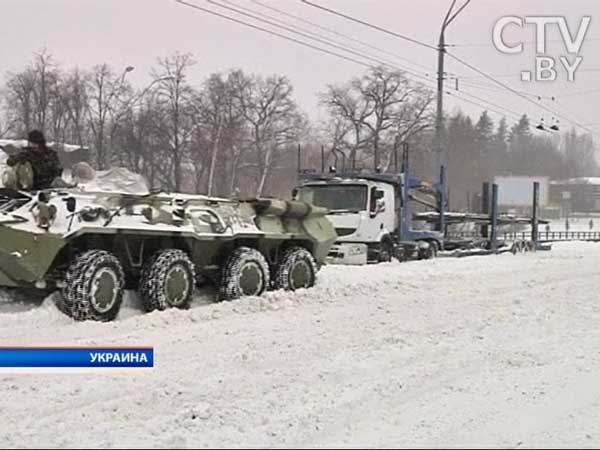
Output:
[[0, 96, 15, 138], [231, 71, 303, 196], [4, 50, 62, 138], [152, 53, 197, 191], [86, 64, 133, 169], [194, 73, 230, 195], [321, 65, 434, 171], [61, 68, 89, 146], [320, 82, 373, 168]]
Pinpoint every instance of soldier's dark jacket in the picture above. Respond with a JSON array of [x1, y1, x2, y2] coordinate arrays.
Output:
[[7, 146, 63, 190]]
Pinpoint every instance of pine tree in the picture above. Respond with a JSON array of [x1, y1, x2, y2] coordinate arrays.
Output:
[[509, 114, 531, 142], [475, 111, 494, 143]]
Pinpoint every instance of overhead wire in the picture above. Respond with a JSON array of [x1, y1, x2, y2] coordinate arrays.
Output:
[[173, 0, 373, 68], [446, 50, 600, 138], [449, 37, 600, 48], [212, 0, 535, 121], [218, 0, 420, 76], [299, 0, 438, 51], [202, 0, 435, 83], [298, 0, 600, 138], [173, 0, 574, 133], [248, 0, 436, 73]]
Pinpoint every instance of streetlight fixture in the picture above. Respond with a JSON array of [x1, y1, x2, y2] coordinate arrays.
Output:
[[123, 75, 176, 111]]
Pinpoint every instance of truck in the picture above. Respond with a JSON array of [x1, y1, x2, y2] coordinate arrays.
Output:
[[294, 144, 444, 265]]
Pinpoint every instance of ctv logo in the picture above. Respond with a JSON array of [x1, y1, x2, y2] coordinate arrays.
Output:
[[493, 16, 591, 82]]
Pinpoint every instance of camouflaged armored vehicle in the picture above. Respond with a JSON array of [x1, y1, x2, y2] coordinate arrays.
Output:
[[0, 143, 336, 321]]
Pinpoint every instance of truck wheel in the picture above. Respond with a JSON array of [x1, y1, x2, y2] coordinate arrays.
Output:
[[62, 250, 125, 321], [418, 242, 436, 260], [219, 247, 270, 300], [379, 240, 394, 262], [139, 249, 195, 312], [274, 247, 317, 291]]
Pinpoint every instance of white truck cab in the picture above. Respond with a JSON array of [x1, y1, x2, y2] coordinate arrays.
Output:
[[295, 143, 444, 265], [297, 178, 398, 264]]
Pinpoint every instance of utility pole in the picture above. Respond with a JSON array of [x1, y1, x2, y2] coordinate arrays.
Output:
[[433, 0, 470, 233], [434, 0, 471, 186]]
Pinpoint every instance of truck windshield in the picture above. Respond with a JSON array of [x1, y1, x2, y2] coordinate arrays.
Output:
[[298, 185, 368, 212]]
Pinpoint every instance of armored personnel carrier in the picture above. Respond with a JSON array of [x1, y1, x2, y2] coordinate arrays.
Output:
[[0, 144, 336, 321]]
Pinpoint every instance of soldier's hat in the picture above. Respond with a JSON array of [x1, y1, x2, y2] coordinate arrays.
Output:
[[27, 130, 46, 146]]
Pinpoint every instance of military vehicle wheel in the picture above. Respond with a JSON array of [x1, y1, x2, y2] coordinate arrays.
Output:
[[219, 247, 269, 300], [62, 250, 125, 321], [274, 247, 317, 291], [139, 249, 195, 312]]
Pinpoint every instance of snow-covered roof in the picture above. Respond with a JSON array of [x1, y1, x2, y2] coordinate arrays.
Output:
[[550, 177, 600, 186]]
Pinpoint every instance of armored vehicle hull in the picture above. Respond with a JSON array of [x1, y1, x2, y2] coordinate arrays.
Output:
[[0, 188, 336, 321]]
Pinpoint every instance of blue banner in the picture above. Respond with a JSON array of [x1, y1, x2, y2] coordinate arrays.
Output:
[[0, 347, 154, 368]]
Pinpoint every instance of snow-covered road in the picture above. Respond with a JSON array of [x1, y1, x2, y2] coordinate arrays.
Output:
[[1, 242, 600, 448]]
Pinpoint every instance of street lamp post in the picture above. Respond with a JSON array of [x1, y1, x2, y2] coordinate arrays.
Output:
[[433, 0, 471, 233], [434, 0, 471, 178]]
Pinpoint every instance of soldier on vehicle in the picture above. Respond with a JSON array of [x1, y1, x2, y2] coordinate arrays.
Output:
[[6, 130, 63, 190]]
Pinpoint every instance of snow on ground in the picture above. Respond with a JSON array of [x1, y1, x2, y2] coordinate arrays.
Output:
[[1, 242, 600, 448]]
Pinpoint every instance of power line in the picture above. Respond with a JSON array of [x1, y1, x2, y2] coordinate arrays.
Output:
[[248, 0, 436, 73], [457, 79, 551, 100], [458, 68, 600, 79], [299, 0, 438, 51], [446, 91, 521, 122], [457, 74, 600, 102], [218, 0, 429, 78], [556, 87, 600, 99], [450, 37, 600, 48], [459, 79, 600, 132], [173, 0, 372, 68], [298, 0, 599, 138], [446, 50, 600, 138], [172, 0, 578, 134], [217, 2, 529, 120], [546, 98, 594, 130], [450, 90, 524, 121], [203, 0, 434, 83]]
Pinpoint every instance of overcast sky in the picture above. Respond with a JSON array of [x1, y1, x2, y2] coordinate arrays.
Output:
[[2, 0, 600, 135]]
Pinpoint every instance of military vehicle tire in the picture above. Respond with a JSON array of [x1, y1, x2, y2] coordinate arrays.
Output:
[[139, 249, 195, 312], [62, 250, 125, 321], [274, 247, 317, 291], [219, 247, 269, 300]]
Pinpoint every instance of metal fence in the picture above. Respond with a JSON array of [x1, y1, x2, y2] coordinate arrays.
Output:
[[448, 231, 600, 242]]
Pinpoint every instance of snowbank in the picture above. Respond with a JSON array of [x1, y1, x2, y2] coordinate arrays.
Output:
[[1, 242, 600, 447]]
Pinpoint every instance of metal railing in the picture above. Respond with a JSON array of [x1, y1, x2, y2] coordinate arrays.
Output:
[[448, 231, 600, 242], [503, 231, 600, 242]]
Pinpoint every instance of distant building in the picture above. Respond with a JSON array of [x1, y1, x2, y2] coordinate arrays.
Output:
[[549, 177, 600, 214], [493, 176, 557, 218], [495, 176, 549, 207]]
